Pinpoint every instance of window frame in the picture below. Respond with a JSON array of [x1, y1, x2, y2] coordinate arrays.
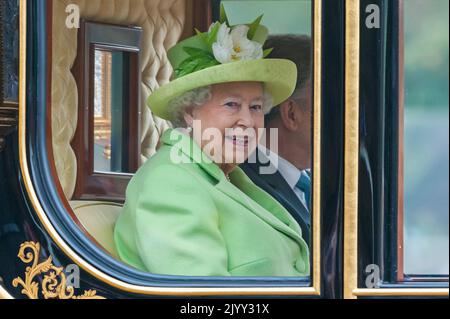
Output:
[[70, 20, 142, 202]]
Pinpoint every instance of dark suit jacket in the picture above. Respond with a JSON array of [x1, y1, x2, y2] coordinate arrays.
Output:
[[240, 148, 311, 247]]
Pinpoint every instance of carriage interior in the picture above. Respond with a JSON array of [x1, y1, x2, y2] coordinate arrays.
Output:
[[50, 0, 191, 259]]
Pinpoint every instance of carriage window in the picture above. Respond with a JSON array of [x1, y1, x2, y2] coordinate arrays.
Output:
[[71, 21, 142, 201], [45, 0, 318, 285], [401, 0, 449, 276]]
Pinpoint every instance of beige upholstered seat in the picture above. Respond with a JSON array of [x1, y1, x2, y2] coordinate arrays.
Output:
[[70, 201, 123, 259]]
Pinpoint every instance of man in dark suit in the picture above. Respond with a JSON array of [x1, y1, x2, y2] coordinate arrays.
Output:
[[241, 35, 312, 246]]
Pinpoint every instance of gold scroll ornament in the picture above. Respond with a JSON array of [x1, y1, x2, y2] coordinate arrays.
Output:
[[12, 241, 105, 299]]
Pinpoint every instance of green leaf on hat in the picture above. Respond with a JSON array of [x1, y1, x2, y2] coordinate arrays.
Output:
[[219, 3, 230, 26], [183, 46, 211, 57], [194, 22, 220, 52], [263, 47, 274, 58], [247, 14, 264, 40], [195, 28, 209, 44], [174, 54, 220, 78], [206, 22, 221, 49]]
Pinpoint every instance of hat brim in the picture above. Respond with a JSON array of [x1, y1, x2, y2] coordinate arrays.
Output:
[[147, 59, 297, 121]]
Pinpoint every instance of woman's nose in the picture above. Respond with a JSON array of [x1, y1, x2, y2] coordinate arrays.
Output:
[[236, 105, 255, 128]]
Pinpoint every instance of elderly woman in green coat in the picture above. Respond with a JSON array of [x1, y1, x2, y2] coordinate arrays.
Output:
[[114, 14, 310, 277]]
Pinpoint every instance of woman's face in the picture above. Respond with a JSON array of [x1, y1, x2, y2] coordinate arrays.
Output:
[[186, 81, 265, 168]]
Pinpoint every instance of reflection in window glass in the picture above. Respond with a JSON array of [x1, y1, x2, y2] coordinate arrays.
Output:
[[94, 50, 113, 172], [93, 49, 130, 174], [404, 0, 449, 275]]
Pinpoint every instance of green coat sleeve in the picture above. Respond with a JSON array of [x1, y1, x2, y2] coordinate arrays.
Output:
[[134, 164, 231, 276]]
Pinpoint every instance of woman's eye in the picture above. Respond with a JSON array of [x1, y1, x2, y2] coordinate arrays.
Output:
[[251, 104, 263, 111], [224, 102, 240, 108]]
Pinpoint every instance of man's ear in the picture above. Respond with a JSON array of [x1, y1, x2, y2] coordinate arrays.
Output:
[[279, 99, 300, 132]]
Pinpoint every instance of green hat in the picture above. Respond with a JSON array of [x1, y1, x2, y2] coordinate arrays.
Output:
[[147, 9, 298, 121]]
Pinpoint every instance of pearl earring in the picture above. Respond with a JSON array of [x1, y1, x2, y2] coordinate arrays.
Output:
[[186, 126, 193, 133]]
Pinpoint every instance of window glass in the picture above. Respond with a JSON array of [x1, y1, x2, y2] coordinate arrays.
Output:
[[55, 0, 316, 280], [403, 0, 449, 275], [93, 49, 131, 174]]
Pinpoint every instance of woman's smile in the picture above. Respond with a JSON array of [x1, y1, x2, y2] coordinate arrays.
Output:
[[225, 134, 250, 148]]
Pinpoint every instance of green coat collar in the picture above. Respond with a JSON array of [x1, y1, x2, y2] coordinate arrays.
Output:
[[161, 128, 226, 181], [160, 128, 305, 246]]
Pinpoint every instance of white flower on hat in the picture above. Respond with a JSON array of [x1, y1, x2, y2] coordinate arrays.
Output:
[[212, 23, 263, 64]]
